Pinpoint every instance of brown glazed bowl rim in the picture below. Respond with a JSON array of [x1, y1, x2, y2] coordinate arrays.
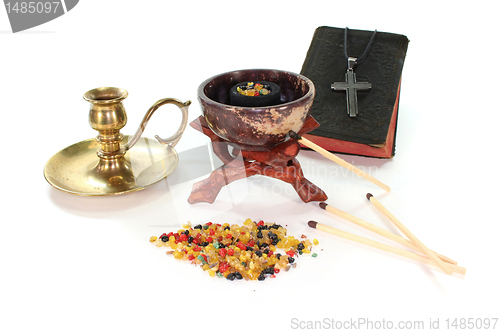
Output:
[[197, 68, 315, 110]]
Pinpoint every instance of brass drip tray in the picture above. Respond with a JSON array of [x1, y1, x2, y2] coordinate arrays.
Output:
[[44, 135, 178, 196]]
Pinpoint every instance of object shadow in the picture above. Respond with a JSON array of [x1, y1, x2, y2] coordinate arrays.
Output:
[[48, 180, 170, 220]]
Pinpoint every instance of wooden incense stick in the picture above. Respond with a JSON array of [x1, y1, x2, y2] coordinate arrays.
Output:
[[366, 194, 453, 275], [289, 131, 390, 192], [319, 202, 457, 265], [307, 221, 465, 275]]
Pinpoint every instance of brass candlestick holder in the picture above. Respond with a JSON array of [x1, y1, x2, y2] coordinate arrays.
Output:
[[44, 87, 191, 196]]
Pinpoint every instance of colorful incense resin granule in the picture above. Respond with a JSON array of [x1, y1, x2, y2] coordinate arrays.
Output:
[[236, 82, 271, 97], [151, 219, 317, 281]]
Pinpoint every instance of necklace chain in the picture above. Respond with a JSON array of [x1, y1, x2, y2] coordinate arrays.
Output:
[[344, 27, 377, 67]]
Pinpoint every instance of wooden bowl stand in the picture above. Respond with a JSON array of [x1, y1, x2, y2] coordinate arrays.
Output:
[[187, 116, 328, 204]]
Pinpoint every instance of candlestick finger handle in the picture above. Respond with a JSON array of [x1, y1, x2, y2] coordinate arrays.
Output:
[[124, 98, 191, 151]]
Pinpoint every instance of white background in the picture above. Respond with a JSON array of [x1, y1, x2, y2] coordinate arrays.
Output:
[[1, 1, 499, 332]]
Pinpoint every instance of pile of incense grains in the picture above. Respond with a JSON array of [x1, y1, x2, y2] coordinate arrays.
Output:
[[150, 219, 319, 281]]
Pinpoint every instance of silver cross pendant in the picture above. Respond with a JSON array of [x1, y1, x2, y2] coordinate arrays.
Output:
[[331, 57, 372, 117]]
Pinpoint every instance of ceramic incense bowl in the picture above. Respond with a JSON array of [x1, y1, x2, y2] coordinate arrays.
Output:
[[198, 69, 315, 147]]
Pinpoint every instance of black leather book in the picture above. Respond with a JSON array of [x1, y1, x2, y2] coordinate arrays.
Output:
[[300, 26, 409, 158]]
